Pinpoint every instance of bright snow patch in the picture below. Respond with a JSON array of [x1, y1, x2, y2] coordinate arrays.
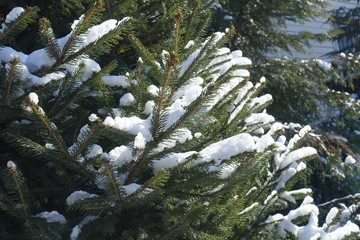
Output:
[[345, 155, 356, 164], [88, 113, 99, 122], [34, 211, 66, 224], [70, 216, 99, 240], [103, 75, 129, 88], [152, 151, 196, 173], [7, 161, 16, 169], [66, 191, 98, 206], [122, 183, 142, 196], [108, 145, 133, 167], [199, 133, 255, 164], [103, 116, 153, 141], [86, 144, 103, 159], [119, 93, 135, 106], [134, 132, 146, 150], [142, 100, 155, 115], [5, 7, 24, 24], [28, 92, 39, 104]]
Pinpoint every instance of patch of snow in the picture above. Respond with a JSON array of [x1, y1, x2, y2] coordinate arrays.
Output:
[[88, 113, 98, 122], [103, 75, 129, 88], [134, 132, 146, 150], [86, 144, 103, 159], [66, 190, 98, 206], [103, 116, 153, 141], [108, 145, 133, 167], [119, 93, 135, 106], [142, 100, 155, 115], [344, 155, 356, 164], [28, 92, 39, 104], [199, 133, 255, 164], [7, 161, 16, 169], [122, 183, 141, 196], [152, 151, 196, 173], [34, 211, 66, 224], [70, 216, 99, 240], [5, 7, 25, 24], [184, 40, 195, 49]]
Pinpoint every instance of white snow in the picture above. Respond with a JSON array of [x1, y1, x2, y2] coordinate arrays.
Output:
[[0, 47, 28, 63], [73, 18, 130, 51], [66, 190, 98, 206], [103, 116, 153, 141], [31, 72, 65, 86], [119, 93, 135, 106], [184, 40, 195, 49], [4, 7, 24, 24], [26, 49, 56, 72], [199, 133, 256, 164], [255, 134, 274, 152], [324, 207, 339, 228], [194, 132, 202, 138], [34, 211, 66, 224], [142, 100, 155, 115], [108, 145, 133, 167], [70, 216, 99, 240], [277, 147, 317, 170], [122, 183, 141, 196], [152, 151, 197, 173], [102, 75, 129, 88], [134, 132, 146, 150], [28, 92, 39, 104], [45, 143, 55, 150], [239, 202, 259, 215], [7, 161, 16, 169], [88, 113, 99, 122], [223, 15, 234, 20], [147, 85, 159, 96], [86, 144, 103, 159], [344, 155, 356, 164]]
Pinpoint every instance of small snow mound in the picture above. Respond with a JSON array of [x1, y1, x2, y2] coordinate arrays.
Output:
[[66, 191, 98, 206], [7, 161, 16, 169], [119, 93, 135, 106], [28, 92, 39, 104], [34, 211, 66, 224]]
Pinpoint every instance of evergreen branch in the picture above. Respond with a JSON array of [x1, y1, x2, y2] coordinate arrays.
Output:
[[159, 92, 207, 142], [101, 125, 133, 141], [113, 0, 132, 11], [39, 18, 61, 60], [42, 151, 94, 179], [51, 61, 116, 118], [174, 12, 183, 56], [103, 161, 121, 201], [153, 66, 173, 141], [63, 19, 131, 64], [3, 58, 19, 106], [184, 3, 200, 44], [318, 193, 360, 207], [0, 190, 16, 209], [28, 100, 72, 161], [128, 34, 163, 75], [125, 152, 149, 185], [8, 168, 29, 218], [0, 7, 39, 44], [105, 0, 113, 18], [123, 171, 169, 204], [74, 123, 98, 159], [60, 1, 104, 60]]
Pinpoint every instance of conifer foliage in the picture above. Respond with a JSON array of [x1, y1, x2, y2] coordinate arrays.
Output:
[[0, 1, 359, 239]]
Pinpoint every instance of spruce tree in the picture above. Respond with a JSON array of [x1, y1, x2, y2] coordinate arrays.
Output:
[[0, 1, 359, 240]]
